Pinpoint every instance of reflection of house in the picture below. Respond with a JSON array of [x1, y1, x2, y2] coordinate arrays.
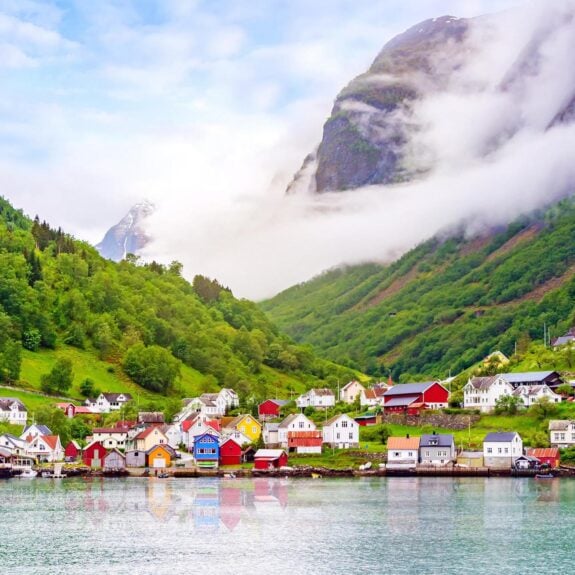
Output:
[[340, 381, 365, 404], [548, 420, 575, 448], [296, 389, 335, 409], [322, 414, 359, 449], [483, 432, 523, 469], [419, 433, 455, 465], [383, 382, 449, 414], [386, 436, 420, 469], [254, 449, 288, 470]]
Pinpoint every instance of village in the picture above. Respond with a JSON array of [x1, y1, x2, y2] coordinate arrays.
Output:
[[2, 358, 575, 479]]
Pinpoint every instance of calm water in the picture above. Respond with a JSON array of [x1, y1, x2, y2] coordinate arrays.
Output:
[[1, 476, 574, 574]]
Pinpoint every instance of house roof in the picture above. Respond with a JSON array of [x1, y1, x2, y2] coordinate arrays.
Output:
[[104, 448, 126, 459], [342, 381, 364, 391], [254, 449, 285, 458], [420, 434, 454, 448], [102, 393, 133, 402], [387, 437, 420, 450], [549, 420, 573, 431], [383, 382, 438, 396], [0, 398, 26, 412], [384, 395, 421, 408], [23, 424, 51, 436], [42, 435, 60, 450], [484, 432, 519, 442], [220, 436, 242, 447], [0, 447, 12, 458], [311, 388, 334, 396], [205, 420, 221, 433], [137, 412, 165, 424], [500, 371, 558, 383], [225, 414, 257, 430], [527, 447, 560, 458], [324, 413, 354, 427], [261, 398, 289, 407], [467, 376, 499, 390], [264, 423, 280, 432], [553, 335, 575, 346], [93, 427, 127, 434], [512, 385, 556, 397], [136, 427, 166, 440]]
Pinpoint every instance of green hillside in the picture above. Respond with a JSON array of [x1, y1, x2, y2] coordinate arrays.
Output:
[[0, 196, 358, 410], [261, 199, 575, 380]]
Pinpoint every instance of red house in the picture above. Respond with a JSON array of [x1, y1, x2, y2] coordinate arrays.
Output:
[[83, 441, 108, 468], [382, 382, 449, 415], [527, 447, 560, 468], [254, 449, 288, 470], [219, 437, 242, 466], [64, 441, 81, 462], [56, 403, 94, 418], [258, 399, 289, 421]]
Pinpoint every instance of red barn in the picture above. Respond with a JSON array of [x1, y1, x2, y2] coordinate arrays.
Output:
[[254, 449, 288, 470], [287, 431, 323, 454], [258, 399, 289, 421], [527, 447, 560, 468], [382, 382, 449, 415], [64, 441, 81, 462], [219, 437, 242, 466], [83, 441, 108, 468]]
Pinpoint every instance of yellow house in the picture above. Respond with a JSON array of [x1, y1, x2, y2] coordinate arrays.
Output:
[[133, 426, 169, 452], [147, 444, 172, 469], [226, 414, 261, 443]]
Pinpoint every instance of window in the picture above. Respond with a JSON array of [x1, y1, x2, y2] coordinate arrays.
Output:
[[504, 448, 509, 454], [425, 451, 430, 457], [498, 448, 502, 454], [393, 452, 400, 457], [560, 433, 566, 440], [342, 420, 348, 428], [336, 433, 340, 440], [349, 433, 353, 440], [252, 427, 257, 434], [298, 421, 305, 429], [487, 448, 492, 453]]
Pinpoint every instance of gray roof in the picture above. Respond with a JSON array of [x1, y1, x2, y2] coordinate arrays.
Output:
[[420, 434, 454, 448], [23, 424, 51, 435], [484, 432, 519, 442], [549, 420, 574, 431], [384, 395, 421, 407], [102, 393, 133, 402], [553, 335, 575, 346], [500, 371, 557, 383], [467, 376, 498, 390], [384, 382, 438, 396], [279, 414, 300, 428], [267, 399, 289, 407], [0, 398, 26, 412], [264, 423, 280, 432]]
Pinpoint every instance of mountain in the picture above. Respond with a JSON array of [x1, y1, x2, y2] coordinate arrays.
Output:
[[287, 11, 575, 194], [96, 201, 155, 261], [0, 196, 357, 407], [261, 198, 575, 380]]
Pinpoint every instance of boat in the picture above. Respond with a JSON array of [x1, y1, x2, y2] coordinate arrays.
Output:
[[157, 472, 170, 479], [311, 473, 322, 479], [17, 469, 38, 478], [223, 473, 236, 479]]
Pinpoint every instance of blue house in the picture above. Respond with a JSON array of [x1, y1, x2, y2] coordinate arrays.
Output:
[[193, 432, 220, 468]]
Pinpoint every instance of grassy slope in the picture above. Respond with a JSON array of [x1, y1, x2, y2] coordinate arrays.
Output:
[[262, 201, 575, 379]]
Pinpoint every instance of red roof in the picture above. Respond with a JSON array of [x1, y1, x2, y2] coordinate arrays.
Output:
[[527, 448, 560, 458], [206, 420, 221, 433], [42, 435, 59, 450], [136, 427, 158, 440]]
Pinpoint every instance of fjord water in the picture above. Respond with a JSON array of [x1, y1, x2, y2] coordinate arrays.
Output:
[[1, 477, 573, 575]]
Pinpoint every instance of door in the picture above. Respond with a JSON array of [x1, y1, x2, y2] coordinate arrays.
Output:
[[153, 457, 166, 468]]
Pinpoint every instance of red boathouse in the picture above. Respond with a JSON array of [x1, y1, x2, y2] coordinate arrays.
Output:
[[254, 449, 288, 470], [382, 382, 449, 415], [219, 437, 242, 466]]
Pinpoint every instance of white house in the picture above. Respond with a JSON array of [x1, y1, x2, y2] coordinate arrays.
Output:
[[0, 398, 27, 424], [221, 429, 252, 447], [263, 423, 280, 447], [512, 384, 562, 407], [182, 417, 221, 451], [218, 388, 239, 410], [340, 381, 365, 404], [90, 427, 129, 450], [277, 414, 316, 448], [322, 414, 359, 449], [164, 423, 183, 448], [386, 436, 420, 470], [26, 435, 64, 463], [196, 393, 228, 417], [360, 384, 388, 408], [463, 376, 514, 413], [483, 432, 523, 468], [86, 393, 133, 414], [296, 389, 335, 409], [0, 433, 27, 455], [549, 420, 575, 448]]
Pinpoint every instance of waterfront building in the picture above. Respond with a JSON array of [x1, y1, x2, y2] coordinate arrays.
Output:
[[419, 433, 456, 465], [483, 432, 523, 469], [253, 449, 288, 470], [386, 436, 420, 469]]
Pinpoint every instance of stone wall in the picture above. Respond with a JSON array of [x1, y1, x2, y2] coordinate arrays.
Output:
[[380, 412, 480, 430]]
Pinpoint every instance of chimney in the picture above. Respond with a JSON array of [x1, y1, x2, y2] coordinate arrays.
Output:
[[433, 430, 436, 435], [406, 433, 410, 439]]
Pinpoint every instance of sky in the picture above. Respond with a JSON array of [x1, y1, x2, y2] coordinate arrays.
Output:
[[0, 0, 550, 299]]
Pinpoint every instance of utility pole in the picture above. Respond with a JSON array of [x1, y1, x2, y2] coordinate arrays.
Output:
[[544, 322, 547, 348]]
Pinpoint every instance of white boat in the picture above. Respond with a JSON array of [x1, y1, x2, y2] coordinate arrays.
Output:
[[17, 469, 38, 478]]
